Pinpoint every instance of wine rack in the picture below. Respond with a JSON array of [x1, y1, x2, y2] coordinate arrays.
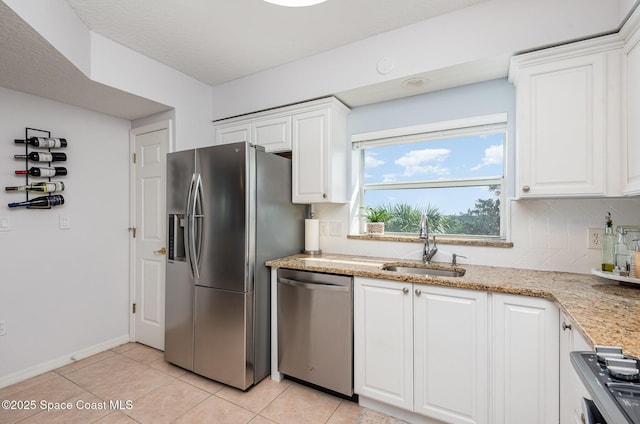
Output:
[[6, 127, 68, 209]]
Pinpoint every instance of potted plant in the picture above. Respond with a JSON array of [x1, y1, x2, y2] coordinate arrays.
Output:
[[363, 206, 390, 235]]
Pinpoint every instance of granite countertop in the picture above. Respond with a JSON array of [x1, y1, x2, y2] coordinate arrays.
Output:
[[266, 253, 640, 357]]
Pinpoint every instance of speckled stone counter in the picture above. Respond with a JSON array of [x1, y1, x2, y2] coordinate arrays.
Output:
[[266, 253, 640, 357]]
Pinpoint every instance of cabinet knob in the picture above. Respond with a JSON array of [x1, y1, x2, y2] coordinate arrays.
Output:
[[415, 288, 422, 296], [522, 185, 531, 193], [322, 193, 327, 199], [562, 322, 572, 331], [402, 287, 409, 294]]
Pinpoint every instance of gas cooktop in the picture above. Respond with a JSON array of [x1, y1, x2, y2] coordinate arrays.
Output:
[[571, 346, 640, 424]]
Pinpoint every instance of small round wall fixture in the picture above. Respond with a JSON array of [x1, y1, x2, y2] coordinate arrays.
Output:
[[264, 0, 328, 6]]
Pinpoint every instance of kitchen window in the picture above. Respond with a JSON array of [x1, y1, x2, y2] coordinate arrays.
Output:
[[353, 114, 507, 238]]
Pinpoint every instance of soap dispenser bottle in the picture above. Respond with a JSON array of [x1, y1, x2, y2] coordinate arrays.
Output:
[[601, 212, 615, 272]]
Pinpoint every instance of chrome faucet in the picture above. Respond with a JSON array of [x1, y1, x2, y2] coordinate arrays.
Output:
[[419, 213, 438, 264]]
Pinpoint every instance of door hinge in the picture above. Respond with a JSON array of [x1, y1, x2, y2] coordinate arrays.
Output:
[[132, 303, 136, 314], [128, 227, 136, 238], [132, 153, 137, 164]]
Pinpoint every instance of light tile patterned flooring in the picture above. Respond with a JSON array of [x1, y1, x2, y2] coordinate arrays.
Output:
[[0, 343, 363, 424]]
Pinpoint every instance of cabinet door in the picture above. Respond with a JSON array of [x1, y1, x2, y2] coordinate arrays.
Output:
[[492, 294, 559, 424], [559, 312, 592, 424], [624, 31, 640, 194], [354, 277, 413, 410], [292, 109, 330, 203], [414, 285, 488, 424], [253, 116, 291, 153], [516, 53, 606, 197], [215, 123, 250, 146]]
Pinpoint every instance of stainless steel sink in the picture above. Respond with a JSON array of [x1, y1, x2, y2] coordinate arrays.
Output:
[[382, 265, 465, 277]]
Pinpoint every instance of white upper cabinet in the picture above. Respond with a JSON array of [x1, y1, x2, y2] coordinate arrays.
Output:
[[291, 98, 349, 204], [292, 109, 330, 203], [623, 13, 640, 195], [212, 97, 350, 203], [252, 116, 291, 153], [214, 122, 250, 146], [509, 36, 623, 198], [214, 117, 290, 153]]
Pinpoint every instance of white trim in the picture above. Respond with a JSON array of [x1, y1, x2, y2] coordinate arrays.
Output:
[[364, 177, 503, 191], [0, 335, 130, 389], [351, 113, 508, 148]]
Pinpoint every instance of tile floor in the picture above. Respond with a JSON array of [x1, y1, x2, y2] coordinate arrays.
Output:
[[0, 343, 364, 424]]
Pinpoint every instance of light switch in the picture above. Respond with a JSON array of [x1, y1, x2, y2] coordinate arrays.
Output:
[[0, 216, 9, 232], [59, 215, 71, 230]]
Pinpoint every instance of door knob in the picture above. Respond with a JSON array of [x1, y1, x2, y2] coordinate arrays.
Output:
[[153, 247, 167, 255]]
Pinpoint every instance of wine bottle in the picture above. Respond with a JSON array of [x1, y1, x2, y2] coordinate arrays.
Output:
[[7, 194, 64, 209], [601, 212, 615, 272], [5, 181, 65, 193], [14, 152, 67, 162], [14, 137, 67, 148], [15, 167, 67, 177]]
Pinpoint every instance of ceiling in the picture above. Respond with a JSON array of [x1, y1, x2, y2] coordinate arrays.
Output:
[[0, 1, 170, 120], [64, 0, 493, 87]]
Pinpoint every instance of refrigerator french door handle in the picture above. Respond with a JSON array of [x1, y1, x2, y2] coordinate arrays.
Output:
[[192, 173, 204, 278], [185, 173, 197, 280]]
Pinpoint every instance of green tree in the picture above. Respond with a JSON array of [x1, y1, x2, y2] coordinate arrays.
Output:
[[452, 197, 501, 236]]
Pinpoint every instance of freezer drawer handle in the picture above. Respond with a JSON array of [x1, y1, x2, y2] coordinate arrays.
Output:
[[277, 277, 351, 292]]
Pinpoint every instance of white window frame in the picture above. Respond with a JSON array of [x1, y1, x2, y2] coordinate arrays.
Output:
[[352, 113, 508, 238]]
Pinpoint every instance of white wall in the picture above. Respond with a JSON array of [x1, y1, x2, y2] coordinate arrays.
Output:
[[211, 0, 624, 119], [3, 0, 214, 151], [0, 88, 131, 385], [315, 81, 640, 274]]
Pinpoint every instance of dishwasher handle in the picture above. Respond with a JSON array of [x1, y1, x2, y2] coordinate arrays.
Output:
[[277, 277, 351, 292]]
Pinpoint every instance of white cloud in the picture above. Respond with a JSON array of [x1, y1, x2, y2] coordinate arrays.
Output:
[[394, 148, 450, 177], [365, 152, 384, 168], [471, 144, 503, 171], [382, 174, 398, 182]]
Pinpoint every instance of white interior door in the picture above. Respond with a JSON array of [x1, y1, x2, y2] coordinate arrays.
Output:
[[131, 121, 170, 350]]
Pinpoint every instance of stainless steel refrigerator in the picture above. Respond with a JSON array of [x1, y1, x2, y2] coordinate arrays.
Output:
[[165, 142, 306, 390]]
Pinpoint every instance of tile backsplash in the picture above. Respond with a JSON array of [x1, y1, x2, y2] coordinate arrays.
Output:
[[314, 198, 640, 274]]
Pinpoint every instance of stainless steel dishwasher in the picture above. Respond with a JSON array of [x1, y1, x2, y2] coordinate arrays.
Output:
[[277, 268, 354, 397]]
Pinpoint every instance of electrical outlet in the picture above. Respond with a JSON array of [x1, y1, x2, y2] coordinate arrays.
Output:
[[588, 227, 605, 249], [0, 320, 6, 336]]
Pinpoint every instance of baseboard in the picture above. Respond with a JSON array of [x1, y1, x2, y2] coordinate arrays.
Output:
[[359, 396, 444, 424], [0, 334, 131, 389]]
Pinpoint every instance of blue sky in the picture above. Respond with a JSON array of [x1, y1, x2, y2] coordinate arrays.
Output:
[[363, 133, 504, 215]]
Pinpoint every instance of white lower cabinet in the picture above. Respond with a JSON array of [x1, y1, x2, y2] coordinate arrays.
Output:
[[355, 278, 560, 424], [355, 278, 488, 424], [414, 285, 488, 424], [560, 312, 591, 424], [492, 294, 559, 424], [354, 278, 413, 410]]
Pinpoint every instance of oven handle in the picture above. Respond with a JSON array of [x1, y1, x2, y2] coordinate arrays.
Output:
[[581, 398, 608, 424], [277, 277, 351, 292]]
